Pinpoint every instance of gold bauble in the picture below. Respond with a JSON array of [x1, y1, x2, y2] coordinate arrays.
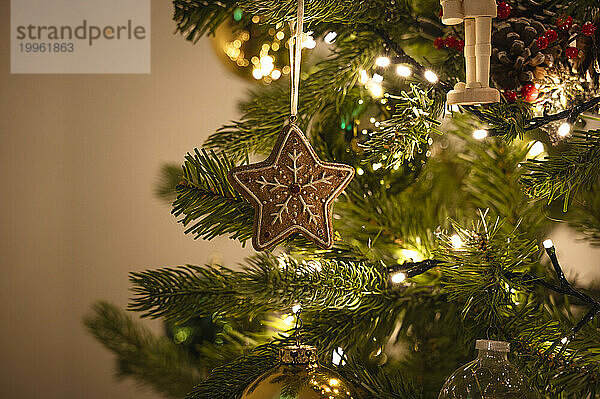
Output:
[[209, 11, 290, 83], [241, 345, 360, 399]]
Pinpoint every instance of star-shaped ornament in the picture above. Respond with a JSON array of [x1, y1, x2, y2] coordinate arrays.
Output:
[[228, 124, 354, 251]]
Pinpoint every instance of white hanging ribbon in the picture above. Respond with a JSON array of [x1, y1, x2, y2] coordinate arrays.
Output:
[[288, 0, 304, 121]]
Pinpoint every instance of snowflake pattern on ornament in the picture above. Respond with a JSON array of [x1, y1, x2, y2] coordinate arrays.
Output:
[[228, 124, 354, 251]]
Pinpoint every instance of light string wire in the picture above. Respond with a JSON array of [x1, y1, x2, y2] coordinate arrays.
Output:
[[288, 0, 304, 122]]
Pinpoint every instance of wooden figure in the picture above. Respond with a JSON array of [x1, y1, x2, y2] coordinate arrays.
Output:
[[440, 0, 500, 105]]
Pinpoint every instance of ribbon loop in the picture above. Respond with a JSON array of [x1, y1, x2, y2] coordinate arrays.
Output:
[[288, 0, 304, 120]]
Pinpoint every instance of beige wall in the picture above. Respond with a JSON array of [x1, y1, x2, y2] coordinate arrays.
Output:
[[1, 1, 250, 398]]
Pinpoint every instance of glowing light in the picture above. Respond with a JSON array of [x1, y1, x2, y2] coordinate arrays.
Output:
[[424, 70, 438, 83], [302, 34, 316, 49], [332, 347, 346, 366], [260, 56, 274, 76], [451, 234, 463, 249], [276, 31, 285, 40], [359, 70, 369, 84], [558, 122, 571, 137], [233, 8, 243, 21], [372, 73, 383, 83], [283, 315, 295, 326], [292, 304, 302, 314], [356, 167, 364, 176], [473, 129, 488, 140], [423, 69, 438, 83], [358, 99, 364, 105], [271, 69, 282, 80], [400, 249, 422, 261], [396, 65, 411, 77], [369, 117, 376, 123], [528, 141, 545, 157], [252, 68, 263, 80], [329, 379, 340, 386], [543, 239, 554, 249], [372, 163, 382, 171], [391, 272, 406, 284], [375, 56, 391, 67], [368, 83, 383, 98], [561, 337, 569, 344], [324, 31, 337, 44]]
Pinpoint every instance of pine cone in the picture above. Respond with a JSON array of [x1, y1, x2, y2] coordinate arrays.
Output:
[[491, 17, 556, 90], [573, 15, 600, 91]]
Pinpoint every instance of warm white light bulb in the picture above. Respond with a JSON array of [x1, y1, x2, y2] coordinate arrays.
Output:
[[302, 34, 316, 49], [557, 122, 571, 137], [368, 83, 383, 98], [292, 304, 301, 314], [424, 70, 438, 83], [473, 129, 488, 140], [332, 347, 345, 366], [372, 163, 382, 171], [543, 239, 554, 249], [451, 234, 463, 249], [252, 68, 263, 80], [359, 70, 369, 84], [324, 31, 337, 44], [283, 315, 295, 326], [372, 73, 383, 83], [391, 272, 406, 284], [400, 249, 422, 261], [528, 141, 545, 157], [270, 69, 281, 80], [396, 65, 411, 77], [561, 337, 569, 344], [375, 56, 391, 67]]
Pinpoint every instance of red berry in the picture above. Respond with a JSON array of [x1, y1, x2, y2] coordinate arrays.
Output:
[[521, 83, 539, 102], [582, 22, 597, 37], [536, 36, 548, 49], [504, 90, 517, 103], [565, 46, 579, 59], [433, 37, 445, 49], [497, 2, 511, 19], [444, 36, 457, 48], [454, 39, 465, 52], [557, 15, 573, 31], [544, 29, 558, 42]]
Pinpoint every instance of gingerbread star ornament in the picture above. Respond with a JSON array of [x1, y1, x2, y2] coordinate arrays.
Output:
[[228, 124, 354, 251]]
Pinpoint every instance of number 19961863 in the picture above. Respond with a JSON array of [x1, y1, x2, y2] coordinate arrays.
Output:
[[19, 42, 74, 53]]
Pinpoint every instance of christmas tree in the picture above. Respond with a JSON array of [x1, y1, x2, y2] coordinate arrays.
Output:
[[85, 0, 600, 398]]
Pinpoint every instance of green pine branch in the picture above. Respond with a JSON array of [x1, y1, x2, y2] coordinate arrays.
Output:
[[204, 31, 382, 158], [172, 148, 254, 242], [173, 0, 237, 42], [155, 163, 183, 203], [83, 302, 201, 398], [521, 129, 600, 211], [129, 253, 389, 324], [434, 214, 600, 396], [362, 85, 443, 168], [453, 119, 549, 239], [569, 187, 600, 246], [185, 343, 279, 399], [464, 101, 533, 141]]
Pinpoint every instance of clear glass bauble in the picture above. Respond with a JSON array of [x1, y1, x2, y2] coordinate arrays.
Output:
[[438, 340, 540, 399], [241, 345, 359, 399]]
